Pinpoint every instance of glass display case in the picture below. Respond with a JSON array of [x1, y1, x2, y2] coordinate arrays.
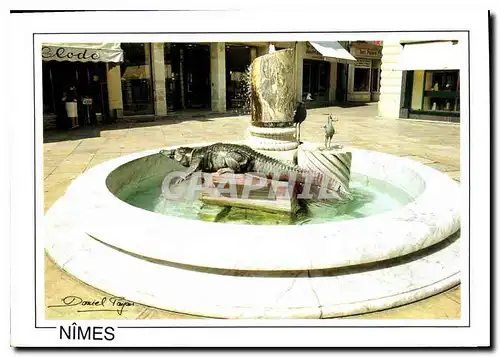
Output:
[[422, 70, 460, 112]]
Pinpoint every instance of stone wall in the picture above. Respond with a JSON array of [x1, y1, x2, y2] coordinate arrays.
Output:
[[106, 62, 124, 119], [378, 41, 404, 119]]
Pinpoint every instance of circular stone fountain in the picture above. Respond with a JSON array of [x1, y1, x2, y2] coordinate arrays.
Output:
[[45, 48, 460, 318], [45, 141, 460, 318]]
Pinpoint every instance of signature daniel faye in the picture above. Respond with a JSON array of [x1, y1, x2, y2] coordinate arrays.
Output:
[[48, 295, 135, 316]]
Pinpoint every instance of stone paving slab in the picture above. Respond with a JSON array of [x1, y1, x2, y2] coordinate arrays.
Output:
[[402, 155, 435, 164], [43, 103, 462, 320], [446, 171, 461, 182], [426, 162, 460, 172]]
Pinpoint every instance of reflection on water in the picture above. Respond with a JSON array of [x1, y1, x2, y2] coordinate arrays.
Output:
[[124, 176, 414, 225]]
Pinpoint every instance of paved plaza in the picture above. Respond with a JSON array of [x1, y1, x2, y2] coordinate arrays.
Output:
[[44, 103, 461, 319]]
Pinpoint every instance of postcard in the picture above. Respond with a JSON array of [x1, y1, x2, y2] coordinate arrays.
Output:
[[8, 6, 491, 348]]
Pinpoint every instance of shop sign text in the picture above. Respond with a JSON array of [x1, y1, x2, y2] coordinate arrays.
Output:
[[42, 46, 100, 61]]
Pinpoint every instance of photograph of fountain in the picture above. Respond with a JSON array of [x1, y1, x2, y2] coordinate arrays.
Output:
[[43, 39, 461, 320]]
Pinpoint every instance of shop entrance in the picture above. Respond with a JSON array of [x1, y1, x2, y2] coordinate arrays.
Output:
[[335, 62, 348, 103], [164, 43, 211, 111], [225, 45, 251, 110], [120, 43, 155, 116], [302, 59, 331, 105], [43, 60, 109, 129]]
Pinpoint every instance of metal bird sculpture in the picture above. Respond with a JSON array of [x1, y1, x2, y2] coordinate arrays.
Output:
[[293, 92, 313, 143], [324, 114, 337, 149]]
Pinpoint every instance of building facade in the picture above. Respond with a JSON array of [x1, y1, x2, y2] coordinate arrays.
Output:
[[42, 41, 362, 130], [347, 41, 383, 103], [42, 43, 124, 129], [378, 39, 462, 122]]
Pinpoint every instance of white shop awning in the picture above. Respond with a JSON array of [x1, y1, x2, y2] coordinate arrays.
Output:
[[42, 43, 124, 63], [396, 41, 464, 70], [308, 41, 357, 64]]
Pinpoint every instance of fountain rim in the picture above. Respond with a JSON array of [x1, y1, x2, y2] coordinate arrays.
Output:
[[46, 141, 461, 271]]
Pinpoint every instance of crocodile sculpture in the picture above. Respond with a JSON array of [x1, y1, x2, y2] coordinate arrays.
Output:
[[159, 143, 352, 201]]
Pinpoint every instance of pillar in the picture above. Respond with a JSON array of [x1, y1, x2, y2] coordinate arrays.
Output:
[[210, 42, 226, 113], [256, 46, 269, 57], [250, 47, 257, 63], [329, 61, 337, 103], [106, 62, 123, 120], [151, 43, 167, 116], [347, 63, 355, 98], [378, 40, 404, 119], [179, 48, 185, 110], [294, 42, 306, 102]]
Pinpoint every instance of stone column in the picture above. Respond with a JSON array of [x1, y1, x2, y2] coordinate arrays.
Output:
[[210, 42, 226, 113], [294, 42, 306, 102], [329, 61, 337, 103], [144, 43, 152, 81], [378, 40, 404, 119], [347, 63, 355, 100], [143, 43, 155, 114], [250, 47, 257, 63], [106, 62, 123, 120], [179, 48, 185, 110], [151, 43, 167, 117], [246, 48, 299, 163], [256, 45, 269, 58]]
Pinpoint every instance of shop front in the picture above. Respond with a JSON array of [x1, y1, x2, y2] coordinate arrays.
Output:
[[120, 43, 155, 116], [395, 40, 462, 122], [225, 44, 252, 110], [42, 43, 124, 130], [301, 41, 357, 108], [163, 43, 211, 112], [302, 58, 331, 106], [347, 42, 382, 103]]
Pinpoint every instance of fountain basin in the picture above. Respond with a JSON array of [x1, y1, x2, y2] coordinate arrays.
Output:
[[46, 142, 460, 272]]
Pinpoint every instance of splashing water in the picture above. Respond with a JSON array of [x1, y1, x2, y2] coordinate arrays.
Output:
[[237, 65, 252, 116]]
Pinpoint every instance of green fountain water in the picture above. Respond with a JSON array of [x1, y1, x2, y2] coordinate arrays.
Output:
[[123, 174, 413, 225]]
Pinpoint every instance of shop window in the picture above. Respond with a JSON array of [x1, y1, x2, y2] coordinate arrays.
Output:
[[42, 62, 56, 114], [370, 68, 380, 92], [161, 43, 211, 111], [226, 45, 251, 109], [422, 70, 460, 112], [120, 43, 154, 115], [164, 43, 178, 111], [353, 67, 370, 92], [302, 59, 330, 102], [302, 62, 312, 95], [318, 62, 329, 94], [183, 44, 211, 109]]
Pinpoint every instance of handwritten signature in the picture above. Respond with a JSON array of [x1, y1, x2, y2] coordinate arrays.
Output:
[[48, 295, 135, 316]]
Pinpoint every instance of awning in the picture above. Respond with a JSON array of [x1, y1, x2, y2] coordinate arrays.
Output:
[[42, 43, 124, 63], [396, 41, 464, 70], [308, 41, 357, 64]]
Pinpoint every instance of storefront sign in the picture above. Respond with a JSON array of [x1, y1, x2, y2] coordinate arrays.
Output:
[[305, 41, 356, 63], [352, 47, 382, 58], [354, 59, 372, 68], [41, 43, 124, 63], [305, 42, 326, 60], [42, 46, 100, 61]]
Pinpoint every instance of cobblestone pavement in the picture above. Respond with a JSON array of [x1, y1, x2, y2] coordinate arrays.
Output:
[[44, 103, 461, 320]]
